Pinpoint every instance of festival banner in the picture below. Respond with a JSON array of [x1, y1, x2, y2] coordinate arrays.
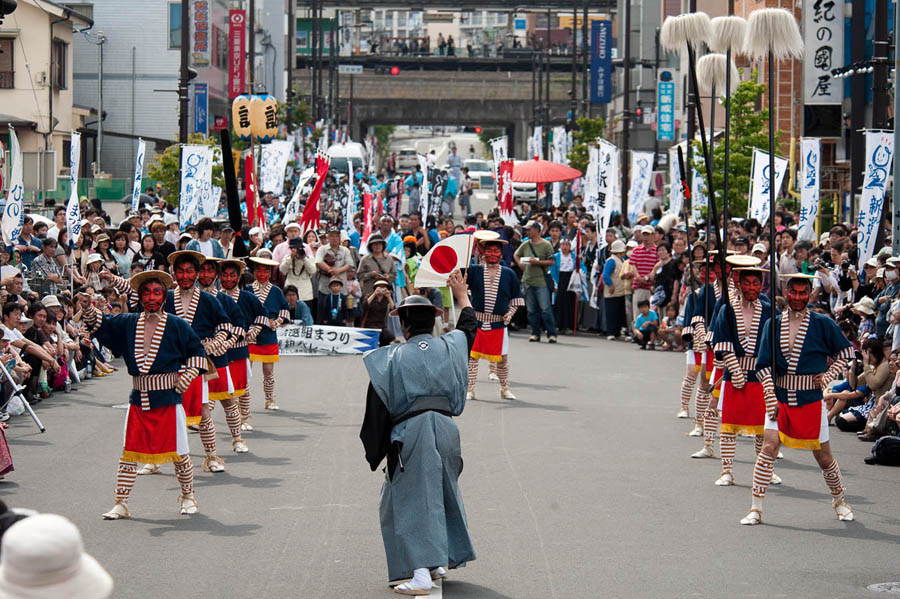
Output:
[[490, 135, 507, 182], [803, 0, 843, 104], [857, 130, 895, 269], [282, 166, 315, 224], [277, 324, 380, 356], [344, 160, 355, 232], [259, 139, 293, 195], [362, 192, 373, 244], [298, 153, 330, 234], [691, 168, 707, 224], [798, 138, 821, 242], [131, 139, 145, 213], [179, 145, 213, 227], [417, 153, 430, 218], [430, 168, 448, 218], [2, 129, 23, 247], [244, 153, 257, 226], [65, 131, 82, 245], [667, 147, 683, 217], [584, 144, 600, 214], [529, 126, 543, 160], [595, 140, 617, 248], [627, 151, 653, 224], [748, 148, 788, 227], [497, 160, 515, 223]]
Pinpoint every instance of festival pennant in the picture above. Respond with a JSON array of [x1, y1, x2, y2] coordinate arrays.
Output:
[[66, 132, 82, 245], [298, 152, 330, 235], [627, 151, 654, 224], [179, 145, 213, 228], [2, 128, 24, 247], [131, 139, 146, 213], [798, 138, 821, 242], [497, 160, 515, 224], [244, 153, 257, 227], [857, 131, 894, 269], [747, 147, 788, 227]]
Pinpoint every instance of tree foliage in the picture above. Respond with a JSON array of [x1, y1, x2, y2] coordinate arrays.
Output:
[[147, 134, 225, 207], [278, 86, 312, 131], [373, 125, 396, 167], [476, 128, 505, 158], [691, 70, 781, 218], [566, 116, 607, 175]]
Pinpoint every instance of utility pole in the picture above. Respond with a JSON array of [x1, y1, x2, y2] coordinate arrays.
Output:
[[310, 0, 317, 120], [571, 0, 577, 121], [316, 0, 324, 119], [178, 0, 190, 145], [329, 15, 336, 125], [249, 0, 256, 94], [287, 0, 294, 131], [96, 31, 106, 172], [873, 0, 889, 129], [582, 0, 588, 117], [850, 0, 865, 222], [621, 0, 631, 221], [686, 0, 696, 198]]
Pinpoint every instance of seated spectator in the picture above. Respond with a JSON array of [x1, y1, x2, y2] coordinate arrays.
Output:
[[828, 338, 891, 426], [658, 303, 683, 351], [633, 299, 658, 350]]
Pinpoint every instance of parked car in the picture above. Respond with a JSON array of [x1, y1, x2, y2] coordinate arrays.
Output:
[[462, 159, 494, 190], [395, 147, 418, 172], [511, 160, 537, 202], [327, 142, 366, 175]]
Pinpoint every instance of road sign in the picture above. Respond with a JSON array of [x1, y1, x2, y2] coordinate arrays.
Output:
[[338, 64, 363, 75], [590, 20, 611, 104], [193, 82, 208, 136], [657, 70, 675, 142]]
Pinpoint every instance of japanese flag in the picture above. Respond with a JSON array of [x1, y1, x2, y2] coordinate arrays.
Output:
[[413, 234, 474, 288]]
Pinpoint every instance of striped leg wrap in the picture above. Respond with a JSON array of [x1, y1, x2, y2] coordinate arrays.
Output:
[[681, 371, 697, 412], [696, 388, 711, 431], [224, 402, 242, 441], [115, 460, 137, 502], [720, 433, 736, 473], [174, 455, 194, 496], [754, 435, 764, 455], [702, 398, 718, 445], [199, 413, 217, 457], [263, 373, 276, 404], [489, 362, 497, 376], [239, 392, 251, 422], [467, 357, 478, 390], [751, 451, 777, 498], [496, 358, 509, 387], [822, 460, 844, 497]]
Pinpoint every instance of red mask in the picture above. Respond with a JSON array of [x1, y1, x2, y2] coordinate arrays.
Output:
[[786, 280, 811, 312], [484, 245, 502, 265], [140, 282, 166, 313], [174, 262, 198, 289], [254, 266, 272, 284], [738, 273, 762, 302], [220, 267, 240, 290], [198, 263, 218, 288]]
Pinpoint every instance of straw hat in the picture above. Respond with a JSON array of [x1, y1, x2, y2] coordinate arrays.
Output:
[[726, 255, 761, 267], [167, 250, 206, 266], [0, 513, 113, 599], [248, 255, 279, 268], [219, 259, 246, 273], [128, 269, 175, 291], [778, 272, 817, 282]]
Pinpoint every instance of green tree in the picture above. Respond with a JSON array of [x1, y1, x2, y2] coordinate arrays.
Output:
[[692, 70, 780, 218], [147, 134, 224, 207], [566, 116, 607, 175], [476, 128, 505, 158], [373, 125, 396, 168]]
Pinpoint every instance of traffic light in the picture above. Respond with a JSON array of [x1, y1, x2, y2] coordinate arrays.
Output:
[[390, 66, 400, 76], [635, 102, 643, 119], [474, 126, 482, 134]]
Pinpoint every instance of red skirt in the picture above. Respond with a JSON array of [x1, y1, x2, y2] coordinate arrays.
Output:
[[122, 404, 189, 464], [774, 400, 828, 450], [228, 358, 250, 398], [470, 328, 506, 363], [182, 376, 207, 427], [720, 381, 766, 436], [249, 343, 280, 363], [208, 364, 234, 402]]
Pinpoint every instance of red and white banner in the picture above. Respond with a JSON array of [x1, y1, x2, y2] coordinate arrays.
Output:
[[497, 159, 514, 223], [228, 10, 246, 98], [362, 192, 373, 244], [299, 152, 331, 235], [244, 154, 256, 227]]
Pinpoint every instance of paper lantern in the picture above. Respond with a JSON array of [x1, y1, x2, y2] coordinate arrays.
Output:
[[232, 95, 252, 141], [249, 94, 278, 143]]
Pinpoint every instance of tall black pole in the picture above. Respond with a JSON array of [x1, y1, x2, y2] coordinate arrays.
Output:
[[582, 0, 588, 117], [685, 0, 696, 197], [287, 0, 295, 131], [329, 15, 336, 125], [316, 0, 323, 120], [532, 51, 537, 127], [849, 0, 866, 221], [723, 1, 734, 244], [310, 0, 317, 120], [545, 7, 551, 158], [178, 0, 189, 144], [248, 0, 256, 94], [621, 0, 631, 221], [768, 49, 776, 378], [571, 0, 577, 119]]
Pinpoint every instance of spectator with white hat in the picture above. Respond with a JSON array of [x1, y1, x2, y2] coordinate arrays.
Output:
[[0, 513, 113, 598]]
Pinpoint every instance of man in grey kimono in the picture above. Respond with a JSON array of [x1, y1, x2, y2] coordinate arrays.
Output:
[[361, 270, 477, 596]]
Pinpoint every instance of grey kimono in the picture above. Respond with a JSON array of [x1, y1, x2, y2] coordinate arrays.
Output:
[[361, 306, 478, 582]]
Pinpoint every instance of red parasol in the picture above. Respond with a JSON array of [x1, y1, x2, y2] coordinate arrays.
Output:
[[511, 156, 583, 183]]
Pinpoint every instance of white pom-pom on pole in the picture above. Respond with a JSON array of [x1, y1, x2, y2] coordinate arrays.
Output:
[[745, 8, 803, 60], [660, 12, 712, 52], [709, 16, 748, 54], [696, 53, 740, 95]]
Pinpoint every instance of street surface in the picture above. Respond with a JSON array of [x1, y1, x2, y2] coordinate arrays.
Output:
[[4, 333, 900, 597]]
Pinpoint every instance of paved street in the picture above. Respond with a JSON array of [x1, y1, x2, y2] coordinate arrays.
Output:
[[3, 333, 900, 598]]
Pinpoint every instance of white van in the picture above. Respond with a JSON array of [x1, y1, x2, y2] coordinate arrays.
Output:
[[327, 142, 366, 175]]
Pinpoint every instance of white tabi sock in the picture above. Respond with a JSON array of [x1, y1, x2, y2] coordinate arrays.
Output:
[[397, 568, 433, 591]]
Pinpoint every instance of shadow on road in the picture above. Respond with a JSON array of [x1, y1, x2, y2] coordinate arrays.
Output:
[[0, 481, 20, 495], [442, 580, 518, 598], [131, 513, 262, 538], [767, 520, 900, 545], [192, 473, 284, 490]]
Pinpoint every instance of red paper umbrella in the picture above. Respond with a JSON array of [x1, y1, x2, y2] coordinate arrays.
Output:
[[511, 156, 583, 183]]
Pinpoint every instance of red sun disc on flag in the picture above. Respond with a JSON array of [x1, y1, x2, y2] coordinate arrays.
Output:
[[429, 246, 458, 274]]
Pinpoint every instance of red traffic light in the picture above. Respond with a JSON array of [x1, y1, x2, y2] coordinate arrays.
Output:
[[389, 66, 400, 76], [474, 126, 482, 134], [635, 107, 642, 117]]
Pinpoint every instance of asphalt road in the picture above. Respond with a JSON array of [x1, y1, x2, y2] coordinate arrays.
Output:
[[3, 333, 900, 598]]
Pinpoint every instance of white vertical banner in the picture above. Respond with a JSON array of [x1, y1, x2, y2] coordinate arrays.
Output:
[[179, 145, 213, 228], [345, 160, 355, 232], [531, 126, 543, 160], [748, 148, 788, 227], [417, 153, 430, 218], [609, 146, 620, 226], [282, 166, 315, 224], [798, 138, 821, 242], [667, 147, 684, 217], [803, 0, 843, 105], [490, 136, 507, 191], [857, 131, 895, 269], [627, 151, 654, 224], [131, 138, 146, 213], [595, 140, 617, 248], [66, 132, 82, 245], [691, 168, 707, 224], [584, 144, 600, 214], [2, 129, 24, 246], [259, 139, 293, 195]]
